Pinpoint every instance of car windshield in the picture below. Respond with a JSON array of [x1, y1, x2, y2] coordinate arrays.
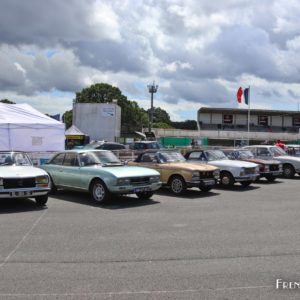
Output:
[[236, 150, 254, 159], [79, 151, 121, 166], [269, 147, 287, 156], [0, 152, 32, 166], [159, 151, 186, 163], [205, 150, 228, 161]]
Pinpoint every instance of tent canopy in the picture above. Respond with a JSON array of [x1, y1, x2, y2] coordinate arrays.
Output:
[[65, 125, 85, 136], [0, 103, 65, 151]]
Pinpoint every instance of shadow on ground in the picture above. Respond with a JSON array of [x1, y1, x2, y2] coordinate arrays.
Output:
[[0, 197, 47, 214], [51, 190, 160, 210], [156, 187, 220, 199]]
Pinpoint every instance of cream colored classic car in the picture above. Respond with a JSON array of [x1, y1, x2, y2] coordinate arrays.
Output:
[[129, 150, 220, 194]]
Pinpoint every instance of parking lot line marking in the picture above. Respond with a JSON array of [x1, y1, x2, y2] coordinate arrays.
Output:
[[0, 285, 274, 297], [0, 209, 48, 269]]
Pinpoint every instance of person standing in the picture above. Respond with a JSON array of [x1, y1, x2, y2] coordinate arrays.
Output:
[[275, 140, 285, 150]]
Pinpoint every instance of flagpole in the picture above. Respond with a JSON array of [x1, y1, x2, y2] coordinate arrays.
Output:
[[247, 86, 250, 144]]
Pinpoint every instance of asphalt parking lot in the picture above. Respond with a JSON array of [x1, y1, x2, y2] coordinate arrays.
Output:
[[1, 177, 300, 300]]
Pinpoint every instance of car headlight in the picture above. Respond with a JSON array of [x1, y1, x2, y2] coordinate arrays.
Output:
[[36, 175, 49, 184], [279, 164, 283, 170], [255, 166, 260, 174], [239, 168, 245, 177], [192, 171, 200, 179], [264, 165, 270, 172], [149, 176, 160, 183], [213, 169, 220, 178], [117, 178, 131, 186]]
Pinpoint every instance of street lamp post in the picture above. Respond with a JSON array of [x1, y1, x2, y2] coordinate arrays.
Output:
[[147, 81, 158, 132]]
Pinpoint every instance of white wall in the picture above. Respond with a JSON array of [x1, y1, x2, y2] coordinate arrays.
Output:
[[283, 116, 292, 127], [235, 114, 247, 125], [271, 116, 282, 126], [199, 113, 211, 124], [211, 113, 222, 124], [73, 103, 121, 142]]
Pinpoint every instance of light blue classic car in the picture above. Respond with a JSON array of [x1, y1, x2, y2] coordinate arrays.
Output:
[[40, 150, 161, 203]]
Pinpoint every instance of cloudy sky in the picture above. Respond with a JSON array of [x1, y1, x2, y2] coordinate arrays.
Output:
[[1, 0, 300, 121]]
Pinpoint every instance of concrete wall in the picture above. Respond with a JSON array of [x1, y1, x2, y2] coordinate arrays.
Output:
[[150, 128, 300, 141], [73, 103, 121, 142]]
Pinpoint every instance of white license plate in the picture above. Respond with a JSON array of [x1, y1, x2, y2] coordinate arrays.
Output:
[[10, 191, 32, 197], [134, 187, 151, 193], [203, 180, 215, 185]]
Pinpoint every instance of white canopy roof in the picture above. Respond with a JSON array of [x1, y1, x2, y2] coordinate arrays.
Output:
[[0, 103, 65, 151]]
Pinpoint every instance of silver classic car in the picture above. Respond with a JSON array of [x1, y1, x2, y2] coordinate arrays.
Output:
[[0, 151, 50, 205], [40, 150, 161, 203], [244, 145, 300, 178]]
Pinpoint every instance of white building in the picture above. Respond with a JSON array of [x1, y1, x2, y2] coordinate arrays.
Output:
[[72, 102, 121, 142]]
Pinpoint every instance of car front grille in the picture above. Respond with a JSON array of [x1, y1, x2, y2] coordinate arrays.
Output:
[[270, 164, 279, 171], [3, 177, 36, 189], [245, 167, 256, 175], [200, 171, 214, 179], [130, 177, 150, 185]]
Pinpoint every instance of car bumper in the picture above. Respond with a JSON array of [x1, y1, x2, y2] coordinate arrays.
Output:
[[186, 178, 218, 188], [260, 171, 282, 177], [109, 182, 162, 194], [0, 187, 50, 198], [235, 174, 259, 182]]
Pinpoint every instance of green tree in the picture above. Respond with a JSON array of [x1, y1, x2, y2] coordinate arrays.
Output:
[[171, 120, 197, 130], [0, 99, 15, 104], [75, 83, 148, 132], [62, 110, 73, 129], [147, 107, 171, 125], [153, 122, 174, 129]]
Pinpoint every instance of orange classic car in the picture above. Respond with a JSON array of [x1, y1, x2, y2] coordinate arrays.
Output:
[[129, 150, 220, 194]]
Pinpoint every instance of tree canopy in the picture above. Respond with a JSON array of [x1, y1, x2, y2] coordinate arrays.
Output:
[[0, 99, 15, 104]]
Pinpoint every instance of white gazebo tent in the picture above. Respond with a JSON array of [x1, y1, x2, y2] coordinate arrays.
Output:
[[0, 103, 65, 152]]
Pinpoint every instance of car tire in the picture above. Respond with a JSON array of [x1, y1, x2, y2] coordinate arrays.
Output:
[[169, 175, 187, 194], [240, 180, 252, 187], [90, 180, 111, 203], [220, 172, 234, 187], [265, 175, 276, 182], [136, 191, 154, 199], [35, 195, 48, 206], [199, 186, 212, 192], [283, 164, 295, 178]]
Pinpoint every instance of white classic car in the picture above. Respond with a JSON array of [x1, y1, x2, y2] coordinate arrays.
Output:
[[185, 149, 259, 187], [244, 145, 300, 178], [0, 151, 50, 205]]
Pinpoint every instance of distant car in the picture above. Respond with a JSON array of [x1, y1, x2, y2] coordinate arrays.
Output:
[[0, 151, 50, 205], [284, 144, 300, 157], [244, 145, 300, 178], [83, 142, 127, 151], [129, 141, 166, 151], [129, 150, 220, 194], [40, 150, 161, 203], [185, 149, 259, 187], [222, 148, 282, 182]]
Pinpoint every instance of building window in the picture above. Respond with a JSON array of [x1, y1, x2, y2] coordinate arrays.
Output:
[[258, 115, 268, 126], [293, 117, 300, 126], [223, 114, 233, 124]]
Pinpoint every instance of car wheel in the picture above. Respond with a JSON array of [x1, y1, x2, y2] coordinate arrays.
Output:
[[199, 186, 212, 192], [220, 172, 234, 187], [136, 191, 154, 199], [90, 180, 111, 203], [169, 175, 186, 194], [283, 164, 295, 178], [265, 175, 276, 182], [35, 195, 48, 206], [240, 180, 252, 187]]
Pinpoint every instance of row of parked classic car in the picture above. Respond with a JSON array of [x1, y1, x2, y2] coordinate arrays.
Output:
[[1, 144, 299, 206]]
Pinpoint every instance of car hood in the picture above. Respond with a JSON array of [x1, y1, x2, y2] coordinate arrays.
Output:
[[240, 158, 280, 165], [276, 155, 300, 163], [87, 165, 160, 177], [207, 159, 258, 168], [0, 166, 48, 177], [163, 162, 218, 171]]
